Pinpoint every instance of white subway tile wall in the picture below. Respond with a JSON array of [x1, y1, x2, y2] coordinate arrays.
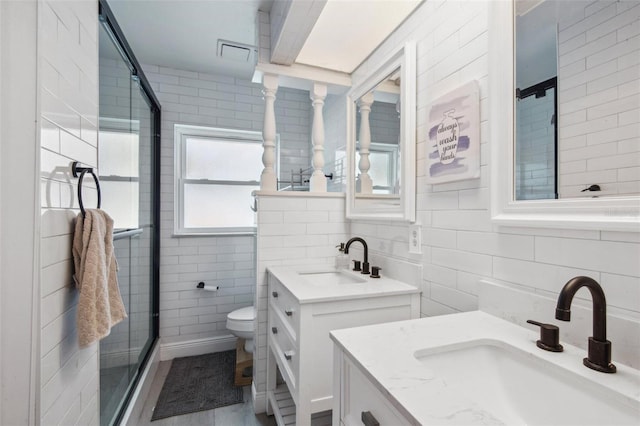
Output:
[[558, 1, 640, 197], [344, 0, 639, 336], [515, 91, 556, 200], [142, 65, 313, 344], [39, 0, 100, 425]]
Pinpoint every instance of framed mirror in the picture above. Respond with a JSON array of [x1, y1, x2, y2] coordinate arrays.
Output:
[[490, 0, 639, 231], [345, 41, 416, 221]]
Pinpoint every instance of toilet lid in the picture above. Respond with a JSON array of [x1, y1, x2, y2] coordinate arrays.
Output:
[[228, 306, 255, 321]]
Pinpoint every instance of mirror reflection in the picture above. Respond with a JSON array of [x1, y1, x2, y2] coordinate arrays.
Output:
[[354, 69, 401, 196], [515, 0, 639, 200]]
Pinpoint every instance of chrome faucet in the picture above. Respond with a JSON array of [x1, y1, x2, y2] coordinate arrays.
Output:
[[344, 237, 370, 275], [555, 276, 616, 373]]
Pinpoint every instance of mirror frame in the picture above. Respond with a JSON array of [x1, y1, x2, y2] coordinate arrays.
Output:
[[489, 1, 639, 232], [346, 41, 416, 222]]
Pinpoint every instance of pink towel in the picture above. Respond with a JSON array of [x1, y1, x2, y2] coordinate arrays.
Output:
[[72, 209, 127, 348]]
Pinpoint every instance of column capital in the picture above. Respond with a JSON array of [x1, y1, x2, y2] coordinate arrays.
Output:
[[311, 82, 327, 100], [262, 73, 279, 92]]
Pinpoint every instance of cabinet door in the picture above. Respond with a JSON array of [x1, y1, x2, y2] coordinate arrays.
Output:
[[340, 355, 410, 426]]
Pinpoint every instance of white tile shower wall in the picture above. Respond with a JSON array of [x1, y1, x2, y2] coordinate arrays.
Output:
[[253, 193, 349, 403], [515, 92, 556, 199], [39, 0, 100, 425], [348, 0, 639, 348], [142, 65, 312, 344], [274, 87, 313, 181], [557, 1, 640, 197], [360, 101, 401, 145], [323, 93, 348, 190]]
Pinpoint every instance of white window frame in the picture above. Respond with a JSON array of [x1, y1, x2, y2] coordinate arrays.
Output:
[[174, 124, 269, 236]]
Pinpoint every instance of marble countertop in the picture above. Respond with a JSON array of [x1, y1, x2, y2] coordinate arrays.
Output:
[[267, 265, 419, 304], [330, 311, 640, 425]]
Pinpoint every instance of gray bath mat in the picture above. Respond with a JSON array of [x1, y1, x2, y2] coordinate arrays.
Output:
[[151, 350, 244, 421]]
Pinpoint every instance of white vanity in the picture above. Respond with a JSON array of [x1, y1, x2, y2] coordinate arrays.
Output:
[[331, 305, 640, 425], [266, 266, 420, 426]]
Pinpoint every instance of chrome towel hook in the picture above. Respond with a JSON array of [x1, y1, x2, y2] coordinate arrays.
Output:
[[72, 161, 101, 218]]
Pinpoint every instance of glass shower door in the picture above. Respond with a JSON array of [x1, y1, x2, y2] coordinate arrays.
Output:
[[126, 76, 155, 384], [97, 5, 159, 425]]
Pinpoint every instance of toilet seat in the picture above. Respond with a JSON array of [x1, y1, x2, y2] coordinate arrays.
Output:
[[226, 306, 255, 333]]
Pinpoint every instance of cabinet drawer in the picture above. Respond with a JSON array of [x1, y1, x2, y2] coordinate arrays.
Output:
[[269, 277, 300, 339], [342, 357, 409, 426], [269, 309, 299, 392]]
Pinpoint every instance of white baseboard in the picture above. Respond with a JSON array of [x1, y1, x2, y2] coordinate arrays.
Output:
[[160, 334, 237, 361], [252, 383, 268, 414], [121, 341, 161, 426]]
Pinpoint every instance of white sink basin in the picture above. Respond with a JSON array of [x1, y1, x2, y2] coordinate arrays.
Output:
[[298, 270, 367, 286], [414, 339, 639, 425]]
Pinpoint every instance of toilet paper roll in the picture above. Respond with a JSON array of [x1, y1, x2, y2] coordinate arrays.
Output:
[[201, 285, 219, 292]]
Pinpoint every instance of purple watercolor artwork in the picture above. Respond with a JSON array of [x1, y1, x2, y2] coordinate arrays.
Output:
[[426, 81, 480, 184]]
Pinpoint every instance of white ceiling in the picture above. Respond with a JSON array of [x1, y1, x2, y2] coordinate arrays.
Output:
[[107, 0, 421, 80], [108, 0, 272, 79], [296, 0, 421, 73]]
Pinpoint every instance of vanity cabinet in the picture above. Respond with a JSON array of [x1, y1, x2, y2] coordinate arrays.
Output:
[[333, 349, 411, 426], [266, 268, 419, 426]]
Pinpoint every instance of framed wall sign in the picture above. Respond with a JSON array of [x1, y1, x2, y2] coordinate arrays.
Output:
[[426, 80, 480, 184]]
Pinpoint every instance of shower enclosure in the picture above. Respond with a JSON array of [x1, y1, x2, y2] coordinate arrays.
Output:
[[97, 2, 160, 425]]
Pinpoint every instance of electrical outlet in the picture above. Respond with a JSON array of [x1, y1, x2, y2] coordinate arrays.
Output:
[[408, 224, 421, 254]]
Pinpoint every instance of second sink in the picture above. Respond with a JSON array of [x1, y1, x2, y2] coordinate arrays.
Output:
[[414, 339, 639, 425]]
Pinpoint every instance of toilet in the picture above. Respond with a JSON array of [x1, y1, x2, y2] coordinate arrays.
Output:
[[226, 306, 255, 353]]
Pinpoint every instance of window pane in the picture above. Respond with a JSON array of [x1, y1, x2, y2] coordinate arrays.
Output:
[[355, 151, 392, 191], [185, 138, 262, 181], [100, 181, 139, 229], [184, 184, 258, 229], [369, 151, 391, 187], [99, 131, 139, 177]]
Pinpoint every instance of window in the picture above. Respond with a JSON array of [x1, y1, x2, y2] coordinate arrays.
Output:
[[99, 119, 140, 230], [337, 142, 399, 194], [175, 125, 267, 235]]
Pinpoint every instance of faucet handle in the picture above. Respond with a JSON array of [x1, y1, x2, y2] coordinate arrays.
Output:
[[352, 260, 361, 271], [370, 266, 381, 278], [527, 320, 563, 352], [336, 242, 345, 252]]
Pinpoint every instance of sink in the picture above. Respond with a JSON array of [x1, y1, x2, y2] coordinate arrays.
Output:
[[414, 339, 639, 425], [298, 270, 366, 286]]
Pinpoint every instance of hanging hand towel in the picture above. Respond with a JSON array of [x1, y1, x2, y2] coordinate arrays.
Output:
[[72, 209, 127, 348]]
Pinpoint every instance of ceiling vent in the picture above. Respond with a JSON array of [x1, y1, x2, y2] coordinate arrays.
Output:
[[217, 39, 257, 63]]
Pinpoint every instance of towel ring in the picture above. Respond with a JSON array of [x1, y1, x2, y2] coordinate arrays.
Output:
[[72, 161, 101, 218]]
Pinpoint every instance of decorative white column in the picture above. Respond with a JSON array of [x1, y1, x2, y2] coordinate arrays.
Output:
[[261, 73, 279, 191], [309, 82, 327, 192], [358, 91, 374, 194]]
